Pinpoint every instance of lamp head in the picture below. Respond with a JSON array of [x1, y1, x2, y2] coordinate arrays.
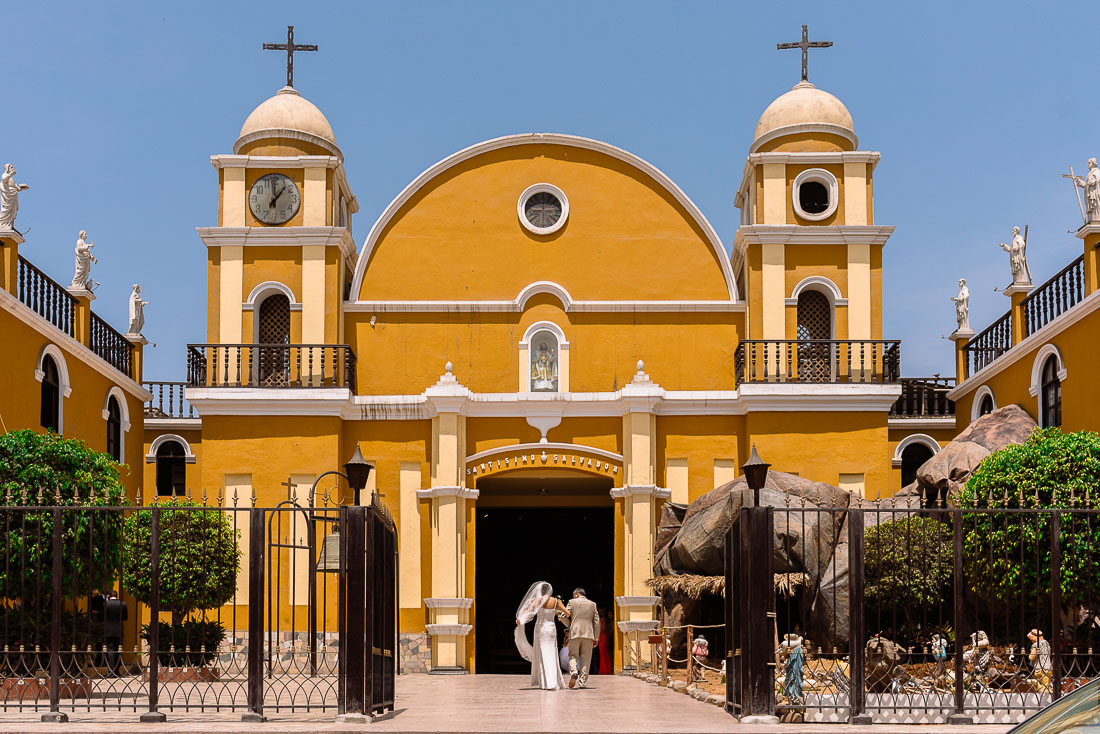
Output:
[[344, 443, 373, 493]]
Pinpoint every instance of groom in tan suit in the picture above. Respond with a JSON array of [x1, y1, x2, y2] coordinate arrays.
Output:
[[565, 588, 599, 688]]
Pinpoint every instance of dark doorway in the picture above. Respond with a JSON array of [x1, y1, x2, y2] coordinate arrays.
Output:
[[900, 442, 935, 488], [475, 505, 614, 674]]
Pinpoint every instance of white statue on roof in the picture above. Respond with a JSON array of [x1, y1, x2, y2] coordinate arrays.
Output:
[[1071, 158, 1100, 223], [998, 226, 1031, 285], [127, 284, 148, 336], [0, 163, 29, 231], [71, 230, 97, 290], [952, 279, 970, 332]]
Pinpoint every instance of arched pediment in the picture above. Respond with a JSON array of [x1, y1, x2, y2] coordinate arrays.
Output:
[[351, 134, 739, 304]]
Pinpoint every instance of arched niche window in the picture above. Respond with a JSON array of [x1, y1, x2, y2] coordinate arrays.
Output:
[[106, 396, 122, 462], [155, 441, 187, 497], [1041, 355, 1062, 428], [257, 293, 291, 386], [529, 330, 560, 392], [796, 290, 832, 381], [900, 442, 935, 488], [979, 393, 994, 417], [40, 355, 61, 433]]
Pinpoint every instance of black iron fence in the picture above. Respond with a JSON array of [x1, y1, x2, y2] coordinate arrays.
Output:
[[89, 313, 133, 379], [1022, 255, 1086, 338], [0, 497, 395, 722], [890, 377, 955, 419], [186, 345, 357, 393], [734, 340, 901, 385], [725, 503, 1100, 725], [963, 311, 1012, 378], [16, 256, 75, 338]]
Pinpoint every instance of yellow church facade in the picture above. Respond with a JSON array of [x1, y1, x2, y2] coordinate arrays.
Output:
[[135, 78, 955, 674]]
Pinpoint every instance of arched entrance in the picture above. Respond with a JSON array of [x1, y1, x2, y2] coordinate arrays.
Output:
[[473, 468, 615, 674]]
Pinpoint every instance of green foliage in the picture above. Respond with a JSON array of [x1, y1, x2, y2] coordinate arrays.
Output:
[[0, 430, 127, 601], [142, 619, 226, 667], [121, 500, 241, 618], [956, 428, 1100, 608], [865, 516, 953, 611], [0, 604, 105, 674]]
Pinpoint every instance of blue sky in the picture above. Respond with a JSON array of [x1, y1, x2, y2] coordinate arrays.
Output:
[[4, 1, 1098, 380]]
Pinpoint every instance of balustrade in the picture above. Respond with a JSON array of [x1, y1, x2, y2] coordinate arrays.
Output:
[[734, 340, 901, 384], [187, 344, 357, 392], [890, 377, 956, 418], [144, 381, 194, 419], [1022, 254, 1085, 337], [89, 312, 133, 377], [962, 311, 1012, 377], [16, 256, 75, 337]]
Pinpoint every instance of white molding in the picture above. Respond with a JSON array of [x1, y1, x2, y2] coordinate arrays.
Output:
[[615, 596, 660, 607], [738, 382, 901, 412], [949, 290, 1100, 400], [0, 228, 26, 245], [748, 151, 880, 166], [415, 486, 479, 500], [786, 275, 847, 307], [1029, 343, 1068, 398], [970, 385, 996, 421], [424, 624, 472, 637], [736, 224, 895, 248], [102, 386, 132, 431], [196, 226, 356, 262], [211, 154, 340, 170], [144, 417, 202, 431], [36, 343, 73, 398], [186, 388, 352, 416], [517, 183, 569, 236], [749, 122, 859, 155], [892, 433, 941, 468], [609, 485, 671, 499], [242, 280, 303, 312], [146, 433, 197, 464], [344, 298, 745, 314], [466, 442, 623, 464], [232, 129, 342, 159], [617, 620, 660, 633], [888, 416, 955, 430], [791, 168, 839, 222], [517, 281, 573, 311], [349, 132, 740, 301], [423, 597, 474, 610], [519, 321, 570, 349]]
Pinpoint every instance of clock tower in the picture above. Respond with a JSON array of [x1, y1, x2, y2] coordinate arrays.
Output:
[[198, 84, 358, 349]]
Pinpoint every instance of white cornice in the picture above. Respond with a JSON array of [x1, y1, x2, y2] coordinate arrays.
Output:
[[887, 416, 956, 430], [348, 132, 740, 302], [423, 598, 474, 610], [415, 486, 479, 500], [186, 387, 352, 416], [615, 596, 660, 607], [466, 442, 623, 464], [1075, 223, 1100, 240], [196, 226, 356, 261], [949, 289, 1100, 400], [0, 229, 25, 245], [210, 154, 340, 170], [749, 123, 859, 155], [144, 417, 202, 432], [232, 128, 342, 160], [738, 382, 901, 412], [0, 289, 152, 401], [609, 485, 671, 499], [736, 224, 895, 247], [747, 151, 881, 167], [343, 299, 745, 314]]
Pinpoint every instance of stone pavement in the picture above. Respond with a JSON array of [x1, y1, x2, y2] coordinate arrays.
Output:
[[0, 674, 1014, 733]]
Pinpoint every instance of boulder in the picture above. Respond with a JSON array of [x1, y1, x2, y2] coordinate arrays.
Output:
[[655, 502, 687, 554], [917, 405, 1036, 496]]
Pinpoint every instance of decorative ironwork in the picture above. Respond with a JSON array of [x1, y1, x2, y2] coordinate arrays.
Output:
[[262, 25, 317, 89], [776, 24, 833, 82], [734, 340, 901, 385], [524, 192, 562, 229], [187, 344, 357, 392], [16, 255, 75, 337], [1022, 254, 1085, 337], [963, 311, 1012, 377], [144, 381, 194, 419], [89, 312, 133, 378], [796, 291, 832, 381], [890, 377, 956, 419]]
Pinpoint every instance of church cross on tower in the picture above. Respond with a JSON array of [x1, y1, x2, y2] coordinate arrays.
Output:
[[263, 25, 318, 88], [777, 24, 833, 82]]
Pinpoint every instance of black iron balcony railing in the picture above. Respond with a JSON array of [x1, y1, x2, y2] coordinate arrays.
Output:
[[734, 339, 901, 385], [90, 312, 133, 377], [144, 380, 195, 419], [1022, 254, 1085, 337], [17, 255, 75, 337], [962, 310, 1012, 378], [187, 344, 357, 392], [890, 377, 956, 418]]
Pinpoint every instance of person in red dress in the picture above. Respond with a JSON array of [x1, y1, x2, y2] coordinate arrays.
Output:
[[596, 606, 612, 674]]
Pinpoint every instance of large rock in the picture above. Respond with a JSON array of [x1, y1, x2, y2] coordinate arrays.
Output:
[[655, 502, 687, 555], [917, 405, 1036, 496]]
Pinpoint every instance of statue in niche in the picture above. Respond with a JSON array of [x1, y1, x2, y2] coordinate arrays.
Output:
[[71, 230, 97, 290], [0, 163, 29, 231], [999, 226, 1031, 285], [127, 283, 148, 335], [531, 340, 558, 392], [951, 278, 970, 332], [1070, 158, 1100, 223]]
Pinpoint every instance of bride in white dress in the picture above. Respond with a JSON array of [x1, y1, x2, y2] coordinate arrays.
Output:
[[514, 581, 570, 690]]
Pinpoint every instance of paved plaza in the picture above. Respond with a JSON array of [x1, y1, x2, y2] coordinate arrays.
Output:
[[0, 674, 1012, 733]]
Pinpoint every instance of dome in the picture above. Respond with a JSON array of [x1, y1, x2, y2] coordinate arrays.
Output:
[[752, 81, 855, 149], [235, 86, 340, 156]]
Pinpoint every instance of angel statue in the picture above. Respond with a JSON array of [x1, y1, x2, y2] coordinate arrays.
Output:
[[71, 230, 97, 290], [951, 278, 970, 332], [127, 284, 149, 336], [998, 226, 1031, 285], [0, 163, 29, 231]]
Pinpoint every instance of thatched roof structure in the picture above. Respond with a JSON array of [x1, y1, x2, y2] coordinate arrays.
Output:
[[646, 572, 809, 600]]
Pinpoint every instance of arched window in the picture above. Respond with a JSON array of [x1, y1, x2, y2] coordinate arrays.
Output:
[[40, 355, 60, 432], [528, 330, 560, 392], [796, 290, 832, 381], [155, 441, 187, 496], [900, 442, 934, 488], [106, 396, 122, 462], [978, 393, 994, 417], [257, 293, 291, 386], [1041, 355, 1062, 428]]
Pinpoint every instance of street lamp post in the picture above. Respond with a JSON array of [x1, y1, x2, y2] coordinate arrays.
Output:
[[741, 444, 771, 507], [315, 443, 375, 573]]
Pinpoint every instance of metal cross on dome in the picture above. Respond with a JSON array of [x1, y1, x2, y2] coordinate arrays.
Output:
[[777, 24, 833, 82], [263, 25, 318, 88]]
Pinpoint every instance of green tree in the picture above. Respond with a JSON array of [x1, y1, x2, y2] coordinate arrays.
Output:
[[956, 428, 1100, 608], [0, 429, 127, 601], [865, 516, 953, 626]]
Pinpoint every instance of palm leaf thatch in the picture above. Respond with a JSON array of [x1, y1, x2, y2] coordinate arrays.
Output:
[[646, 572, 810, 600]]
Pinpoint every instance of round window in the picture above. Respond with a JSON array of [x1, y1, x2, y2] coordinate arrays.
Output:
[[799, 181, 830, 215], [791, 168, 839, 221], [518, 184, 570, 235]]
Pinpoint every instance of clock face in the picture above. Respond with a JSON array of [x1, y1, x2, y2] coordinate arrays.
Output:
[[249, 173, 301, 225]]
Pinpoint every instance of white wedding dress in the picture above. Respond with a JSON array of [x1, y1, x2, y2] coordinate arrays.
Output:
[[529, 608, 565, 690]]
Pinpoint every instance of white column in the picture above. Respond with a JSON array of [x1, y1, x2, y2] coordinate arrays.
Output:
[[224, 474, 252, 605]]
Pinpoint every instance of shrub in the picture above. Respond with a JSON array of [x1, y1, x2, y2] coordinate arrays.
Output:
[[0, 430, 127, 603], [956, 428, 1100, 609], [864, 516, 953, 630], [121, 499, 241, 620], [141, 619, 226, 667]]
